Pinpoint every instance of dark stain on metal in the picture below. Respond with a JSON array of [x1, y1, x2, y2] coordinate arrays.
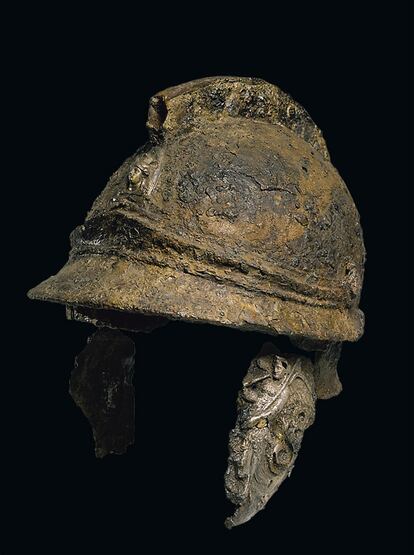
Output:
[[70, 329, 135, 458]]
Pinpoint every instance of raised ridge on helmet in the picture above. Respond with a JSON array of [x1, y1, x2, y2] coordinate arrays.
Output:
[[27, 77, 364, 344], [147, 76, 330, 159]]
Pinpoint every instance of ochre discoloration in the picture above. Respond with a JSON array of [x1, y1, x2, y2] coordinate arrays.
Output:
[[28, 76, 365, 342]]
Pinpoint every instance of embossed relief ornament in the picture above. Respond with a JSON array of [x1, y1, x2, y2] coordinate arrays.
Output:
[[28, 77, 365, 527]]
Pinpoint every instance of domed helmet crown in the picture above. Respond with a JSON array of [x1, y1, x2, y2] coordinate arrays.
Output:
[[29, 76, 365, 342]]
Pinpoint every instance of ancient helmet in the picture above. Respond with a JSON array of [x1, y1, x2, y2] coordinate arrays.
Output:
[[28, 76, 365, 527]]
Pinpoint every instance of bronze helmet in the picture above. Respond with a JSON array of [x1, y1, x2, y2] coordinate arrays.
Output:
[[28, 77, 365, 527]]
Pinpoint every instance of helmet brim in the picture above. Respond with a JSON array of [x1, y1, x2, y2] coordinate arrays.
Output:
[[28, 254, 364, 342]]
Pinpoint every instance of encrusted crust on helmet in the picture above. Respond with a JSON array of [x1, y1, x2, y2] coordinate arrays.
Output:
[[28, 77, 365, 342], [28, 255, 364, 342], [147, 76, 330, 159]]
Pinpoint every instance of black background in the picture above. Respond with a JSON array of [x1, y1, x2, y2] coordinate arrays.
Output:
[[4, 3, 413, 555]]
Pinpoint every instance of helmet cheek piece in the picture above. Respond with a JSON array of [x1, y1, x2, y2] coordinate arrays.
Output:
[[27, 77, 365, 527], [68, 323, 343, 527], [224, 339, 343, 527]]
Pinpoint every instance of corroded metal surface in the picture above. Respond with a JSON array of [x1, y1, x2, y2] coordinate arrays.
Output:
[[28, 76, 365, 343], [225, 344, 316, 528], [70, 329, 135, 458], [27, 77, 366, 527], [313, 341, 343, 399]]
